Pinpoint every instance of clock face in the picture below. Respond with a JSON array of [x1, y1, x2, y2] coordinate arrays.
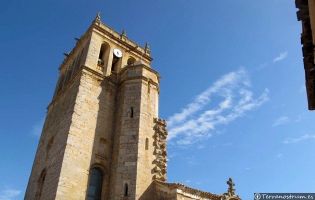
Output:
[[113, 48, 123, 58]]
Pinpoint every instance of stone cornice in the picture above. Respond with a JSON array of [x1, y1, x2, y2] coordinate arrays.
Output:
[[48, 64, 160, 109], [120, 63, 161, 80], [91, 21, 153, 62], [48, 66, 106, 110], [80, 64, 160, 88], [82, 66, 105, 81], [59, 29, 91, 71], [47, 69, 82, 110], [58, 17, 153, 72], [119, 76, 159, 87]]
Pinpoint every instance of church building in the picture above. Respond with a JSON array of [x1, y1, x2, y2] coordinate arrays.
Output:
[[296, 0, 315, 110], [25, 14, 241, 200]]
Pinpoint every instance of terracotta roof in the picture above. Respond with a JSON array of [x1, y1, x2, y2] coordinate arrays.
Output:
[[155, 181, 223, 200]]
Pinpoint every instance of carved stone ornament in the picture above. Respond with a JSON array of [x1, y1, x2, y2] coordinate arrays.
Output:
[[221, 178, 241, 200], [94, 12, 101, 25], [152, 118, 168, 182]]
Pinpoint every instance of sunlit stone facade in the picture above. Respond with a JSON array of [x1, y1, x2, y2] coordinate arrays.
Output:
[[25, 14, 241, 200]]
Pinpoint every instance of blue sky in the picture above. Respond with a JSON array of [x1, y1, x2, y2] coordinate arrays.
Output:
[[1, 0, 315, 199]]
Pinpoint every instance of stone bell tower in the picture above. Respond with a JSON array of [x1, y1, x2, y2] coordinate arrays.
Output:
[[25, 14, 167, 200]]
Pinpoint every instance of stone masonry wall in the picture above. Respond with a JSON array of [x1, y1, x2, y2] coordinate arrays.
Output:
[[25, 74, 80, 200], [108, 65, 160, 200], [136, 68, 160, 199], [89, 76, 117, 199], [53, 69, 115, 200], [26, 64, 118, 200], [109, 78, 141, 200]]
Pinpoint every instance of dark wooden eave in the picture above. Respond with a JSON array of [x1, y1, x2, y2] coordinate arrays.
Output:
[[296, 0, 315, 110]]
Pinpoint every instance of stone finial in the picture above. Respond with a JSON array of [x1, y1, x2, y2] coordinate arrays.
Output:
[[144, 42, 151, 54], [227, 178, 235, 196], [122, 29, 127, 37], [222, 177, 241, 200], [94, 12, 101, 24]]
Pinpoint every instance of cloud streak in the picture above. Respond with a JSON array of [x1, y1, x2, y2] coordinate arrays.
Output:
[[167, 68, 269, 145], [283, 134, 315, 144], [167, 69, 250, 127], [273, 51, 288, 63], [0, 189, 21, 200], [272, 116, 290, 127]]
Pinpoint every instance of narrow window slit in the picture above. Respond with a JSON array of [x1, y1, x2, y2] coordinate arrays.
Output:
[[145, 138, 149, 150], [124, 183, 129, 197], [130, 107, 134, 118]]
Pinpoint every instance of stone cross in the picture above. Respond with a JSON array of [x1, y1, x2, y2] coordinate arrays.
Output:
[[144, 42, 151, 54], [121, 29, 127, 37], [227, 178, 235, 196]]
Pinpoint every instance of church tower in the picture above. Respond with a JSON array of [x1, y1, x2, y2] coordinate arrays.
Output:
[[25, 14, 167, 200]]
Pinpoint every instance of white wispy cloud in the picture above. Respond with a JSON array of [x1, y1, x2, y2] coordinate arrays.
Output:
[[295, 114, 304, 123], [167, 68, 269, 145], [255, 51, 289, 71], [272, 116, 290, 127], [167, 69, 250, 127], [0, 189, 21, 200], [276, 153, 283, 158], [212, 142, 233, 149], [273, 51, 288, 63], [283, 134, 315, 144], [30, 118, 44, 137]]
